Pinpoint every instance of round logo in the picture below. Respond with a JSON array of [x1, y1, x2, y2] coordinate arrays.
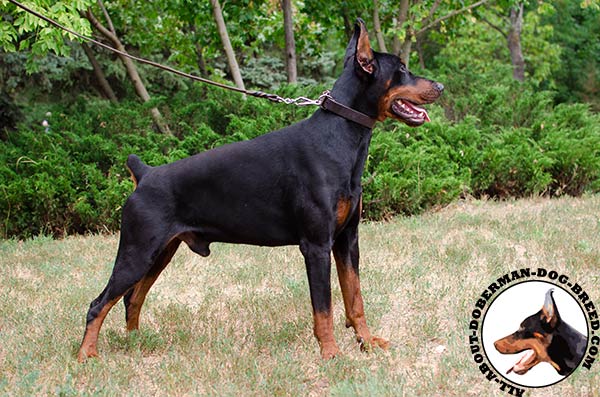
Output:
[[482, 281, 587, 387], [467, 268, 599, 396]]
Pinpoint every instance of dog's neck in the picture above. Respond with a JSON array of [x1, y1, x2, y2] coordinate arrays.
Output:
[[330, 68, 379, 120]]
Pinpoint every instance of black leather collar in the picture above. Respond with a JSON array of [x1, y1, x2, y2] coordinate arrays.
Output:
[[320, 94, 377, 129]]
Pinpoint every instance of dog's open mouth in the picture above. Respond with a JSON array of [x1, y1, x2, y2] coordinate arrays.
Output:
[[506, 349, 536, 375], [392, 99, 430, 126]]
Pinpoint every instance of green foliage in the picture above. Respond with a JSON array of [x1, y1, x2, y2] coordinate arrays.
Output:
[[1, 0, 599, 238], [537, 104, 600, 194], [243, 56, 287, 89], [543, 0, 600, 110], [1, 81, 599, 238], [0, 0, 93, 72], [364, 119, 475, 218], [521, 3, 562, 86], [0, 85, 317, 238], [471, 128, 554, 197]]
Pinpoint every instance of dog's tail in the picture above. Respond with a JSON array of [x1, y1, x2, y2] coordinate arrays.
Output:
[[126, 154, 151, 188]]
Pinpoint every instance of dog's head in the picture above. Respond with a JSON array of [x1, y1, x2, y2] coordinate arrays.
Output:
[[494, 289, 563, 375], [343, 19, 443, 126]]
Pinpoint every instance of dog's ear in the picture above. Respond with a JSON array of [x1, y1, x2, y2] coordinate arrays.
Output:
[[344, 18, 375, 75], [540, 289, 559, 329]]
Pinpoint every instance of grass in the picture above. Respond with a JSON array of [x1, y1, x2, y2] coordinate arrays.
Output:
[[0, 196, 599, 396]]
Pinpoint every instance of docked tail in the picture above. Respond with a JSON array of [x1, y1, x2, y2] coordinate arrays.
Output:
[[126, 154, 151, 187]]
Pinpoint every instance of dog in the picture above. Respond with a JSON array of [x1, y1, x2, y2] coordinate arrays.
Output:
[[494, 289, 587, 376], [77, 19, 444, 362]]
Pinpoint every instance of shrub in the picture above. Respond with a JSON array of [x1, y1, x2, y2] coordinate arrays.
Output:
[[538, 104, 600, 195], [363, 118, 475, 219], [471, 128, 554, 197], [0, 83, 598, 239]]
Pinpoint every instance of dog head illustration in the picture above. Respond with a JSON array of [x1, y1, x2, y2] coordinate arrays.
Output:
[[494, 289, 563, 375]]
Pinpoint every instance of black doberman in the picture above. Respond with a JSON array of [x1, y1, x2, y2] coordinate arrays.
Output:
[[77, 19, 443, 362], [494, 289, 587, 376]]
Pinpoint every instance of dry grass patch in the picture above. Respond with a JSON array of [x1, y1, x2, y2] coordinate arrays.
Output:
[[0, 196, 598, 396]]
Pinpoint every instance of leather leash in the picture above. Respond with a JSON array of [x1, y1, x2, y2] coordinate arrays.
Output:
[[7, 0, 377, 129]]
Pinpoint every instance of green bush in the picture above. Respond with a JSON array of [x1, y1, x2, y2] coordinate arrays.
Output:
[[1, 83, 599, 238], [471, 128, 554, 197], [0, 84, 321, 238], [364, 119, 475, 218], [538, 104, 600, 195]]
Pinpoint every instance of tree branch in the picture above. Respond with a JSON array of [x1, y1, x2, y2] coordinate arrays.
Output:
[[392, 0, 410, 55], [480, 15, 507, 38], [417, 0, 491, 35], [426, 0, 442, 22], [373, 0, 388, 52], [97, 0, 116, 35], [83, 8, 119, 46], [397, 0, 410, 29]]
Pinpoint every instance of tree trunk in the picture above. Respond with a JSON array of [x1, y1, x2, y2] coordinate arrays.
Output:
[[81, 42, 117, 103], [281, 0, 297, 83], [115, 40, 170, 133], [84, 4, 171, 134], [415, 36, 426, 69], [189, 23, 208, 76], [195, 42, 208, 76], [400, 32, 413, 67], [373, 0, 388, 52], [413, 0, 441, 69], [508, 3, 525, 82], [393, 0, 410, 55], [342, 9, 353, 41], [210, 0, 246, 91]]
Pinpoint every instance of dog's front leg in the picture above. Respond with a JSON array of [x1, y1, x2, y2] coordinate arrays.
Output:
[[300, 240, 340, 359], [333, 225, 389, 352]]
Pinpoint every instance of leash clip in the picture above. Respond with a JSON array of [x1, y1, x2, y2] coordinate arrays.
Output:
[[316, 90, 332, 106], [248, 90, 330, 107], [282, 90, 331, 107]]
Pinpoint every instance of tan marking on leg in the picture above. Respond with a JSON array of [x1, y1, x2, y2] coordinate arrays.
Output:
[[126, 240, 180, 331], [334, 254, 389, 352], [313, 311, 340, 360], [77, 296, 121, 362], [336, 198, 352, 228], [125, 277, 156, 331]]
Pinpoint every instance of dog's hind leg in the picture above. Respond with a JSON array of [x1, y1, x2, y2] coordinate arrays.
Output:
[[122, 231, 211, 332], [77, 294, 121, 362], [77, 252, 137, 362], [123, 238, 182, 331], [77, 206, 177, 363]]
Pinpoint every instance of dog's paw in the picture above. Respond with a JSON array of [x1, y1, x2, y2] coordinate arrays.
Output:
[[371, 336, 390, 350], [320, 342, 341, 360], [77, 346, 98, 363], [358, 335, 390, 352]]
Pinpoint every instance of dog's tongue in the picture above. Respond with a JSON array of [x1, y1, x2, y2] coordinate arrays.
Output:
[[507, 349, 535, 374]]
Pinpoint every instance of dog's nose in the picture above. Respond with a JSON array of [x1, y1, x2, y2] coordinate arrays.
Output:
[[433, 82, 444, 92]]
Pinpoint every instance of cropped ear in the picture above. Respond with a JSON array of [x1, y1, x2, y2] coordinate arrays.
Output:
[[344, 18, 375, 75], [540, 289, 559, 329]]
